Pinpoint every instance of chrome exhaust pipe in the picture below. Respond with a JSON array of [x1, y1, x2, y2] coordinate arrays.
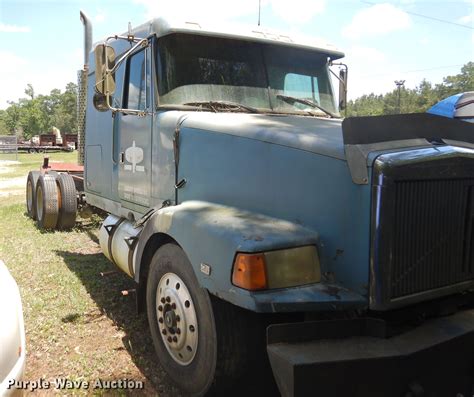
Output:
[[79, 10, 93, 69]]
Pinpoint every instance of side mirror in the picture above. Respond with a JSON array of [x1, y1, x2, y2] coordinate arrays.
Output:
[[338, 68, 348, 111], [94, 44, 116, 96]]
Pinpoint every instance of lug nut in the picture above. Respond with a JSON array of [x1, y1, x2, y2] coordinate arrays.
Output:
[[189, 325, 195, 332], [173, 336, 178, 342], [166, 296, 171, 303], [176, 315, 180, 322], [158, 305, 163, 312], [171, 303, 176, 310], [176, 328, 181, 335], [167, 336, 172, 343], [161, 297, 165, 304], [159, 317, 164, 323], [162, 329, 167, 335]]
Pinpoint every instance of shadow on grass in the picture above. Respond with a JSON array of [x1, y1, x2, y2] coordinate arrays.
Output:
[[73, 219, 101, 244], [55, 250, 180, 397], [56, 249, 280, 397]]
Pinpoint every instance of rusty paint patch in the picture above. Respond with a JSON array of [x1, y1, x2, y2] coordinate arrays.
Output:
[[322, 285, 342, 300]]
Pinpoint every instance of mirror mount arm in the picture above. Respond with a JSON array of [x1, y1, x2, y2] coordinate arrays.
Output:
[[329, 61, 348, 116], [104, 92, 150, 117], [100, 36, 151, 116], [328, 62, 348, 84], [105, 37, 149, 76]]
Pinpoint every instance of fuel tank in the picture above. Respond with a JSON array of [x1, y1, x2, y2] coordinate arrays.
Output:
[[99, 215, 142, 277]]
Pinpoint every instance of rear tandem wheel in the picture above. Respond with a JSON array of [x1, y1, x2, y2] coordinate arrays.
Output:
[[56, 173, 77, 230], [35, 174, 59, 230], [26, 170, 41, 219]]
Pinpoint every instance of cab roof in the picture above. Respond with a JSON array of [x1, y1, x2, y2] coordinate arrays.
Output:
[[121, 17, 345, 60]]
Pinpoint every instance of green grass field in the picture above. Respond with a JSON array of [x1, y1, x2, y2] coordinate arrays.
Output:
[[0, 153, 175, 396]]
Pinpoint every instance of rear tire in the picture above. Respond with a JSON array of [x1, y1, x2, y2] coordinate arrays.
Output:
[[26, 171, 40, 219], [146, 244, 266, 396], [56, 173, 77, 230], [36, 174, 59, 230]]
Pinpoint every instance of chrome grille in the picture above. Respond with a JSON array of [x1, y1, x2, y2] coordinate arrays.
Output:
[[390, 179, 474, 298]]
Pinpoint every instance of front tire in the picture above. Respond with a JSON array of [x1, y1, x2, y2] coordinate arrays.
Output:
[[146, 244, 264, 396]]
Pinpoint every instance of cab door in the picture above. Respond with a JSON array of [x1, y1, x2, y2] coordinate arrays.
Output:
[[118, 45, 153, 210]]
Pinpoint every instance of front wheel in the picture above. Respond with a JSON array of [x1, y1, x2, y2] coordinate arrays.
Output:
[[146, 244, 267, 396]]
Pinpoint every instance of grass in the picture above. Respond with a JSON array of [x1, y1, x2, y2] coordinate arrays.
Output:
[[0, 154, 178, 396], [0, 151, 77, 180]]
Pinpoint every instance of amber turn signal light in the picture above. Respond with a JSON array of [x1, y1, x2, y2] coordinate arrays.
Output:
[[232, 253, 268, 291]]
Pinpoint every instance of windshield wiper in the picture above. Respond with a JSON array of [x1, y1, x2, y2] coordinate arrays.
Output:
[[183, 101, 260, 113], [276, 94, 338, 118]]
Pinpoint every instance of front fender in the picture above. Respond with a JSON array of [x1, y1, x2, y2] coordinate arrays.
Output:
[[135, 200, 365, 312]]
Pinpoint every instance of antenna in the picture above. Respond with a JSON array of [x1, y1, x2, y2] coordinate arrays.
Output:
[[127, 22, 134, 41], [258, 0, 261, 26]]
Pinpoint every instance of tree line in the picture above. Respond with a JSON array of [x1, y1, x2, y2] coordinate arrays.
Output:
[[0, 83, 77, 139], [347, 62, 473, 117], [0, 62, 472, 138]]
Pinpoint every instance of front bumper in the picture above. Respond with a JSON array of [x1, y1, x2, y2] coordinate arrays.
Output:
[[267, 309, 474, 396]]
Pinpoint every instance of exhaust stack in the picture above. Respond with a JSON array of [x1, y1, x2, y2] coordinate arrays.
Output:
[[80, 11, 92, 69], [77, 11, 92, 166]]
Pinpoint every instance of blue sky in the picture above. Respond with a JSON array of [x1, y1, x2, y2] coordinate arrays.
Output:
[[0, 0, 472, 108]]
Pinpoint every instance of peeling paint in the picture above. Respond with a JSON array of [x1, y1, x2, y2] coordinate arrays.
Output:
[[322, 285, 342, 300]]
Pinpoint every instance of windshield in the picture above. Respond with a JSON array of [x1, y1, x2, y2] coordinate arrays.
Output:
[[156, 34, 339, 116]]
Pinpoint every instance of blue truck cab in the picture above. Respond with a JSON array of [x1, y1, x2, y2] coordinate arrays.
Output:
[[78, 12, 474, 396]]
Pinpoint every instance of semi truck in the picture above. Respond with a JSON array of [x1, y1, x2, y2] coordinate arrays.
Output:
[[25, 11, 474, 396]]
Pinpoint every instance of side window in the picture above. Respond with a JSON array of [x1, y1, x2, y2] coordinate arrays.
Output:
[[126, 50, 148, 110], [284, 73, 320, 104]]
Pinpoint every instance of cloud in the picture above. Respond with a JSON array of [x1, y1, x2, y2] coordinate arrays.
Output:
[[458, 14, 473, 25], [94, 9, 106, 23], [0, 51, 27, 73], [269, 0, 325, 24], [340, 46, 394, 99], [342, 3, 411, 39], [134, 0, 325, 25], [419, 37, 430, 45], [0, 23, 30, 33], [0, 51, 28, 108], [0, 50, 79, 109], [348, 46, 386, 64], [134, 0, 259, 21]]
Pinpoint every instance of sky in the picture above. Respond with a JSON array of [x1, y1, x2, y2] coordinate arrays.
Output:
[[0, 0, 472, 109]]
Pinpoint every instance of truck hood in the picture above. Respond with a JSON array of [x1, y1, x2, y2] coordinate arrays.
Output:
[[180, 112, 346, 161]]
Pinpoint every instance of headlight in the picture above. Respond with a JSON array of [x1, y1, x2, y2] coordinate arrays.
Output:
[[231, 245, 321, 291]]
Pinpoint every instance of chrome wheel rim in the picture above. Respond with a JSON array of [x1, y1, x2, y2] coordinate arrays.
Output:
[[156, 272, 198, 366], [27, 180, 33, 212], [36, 186, 43, 220]]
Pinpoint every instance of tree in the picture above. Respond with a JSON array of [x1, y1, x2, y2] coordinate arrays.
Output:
[[1, 82, 79, 139], [3, 103, 22, 135], [24, 83, 35, 100], [0, 110, 8, 135], [347, 62, 474, 117], [51, 83, 78, 133]]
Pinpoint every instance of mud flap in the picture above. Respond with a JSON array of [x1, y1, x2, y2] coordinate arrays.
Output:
[[267, 310, 474, 397]]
